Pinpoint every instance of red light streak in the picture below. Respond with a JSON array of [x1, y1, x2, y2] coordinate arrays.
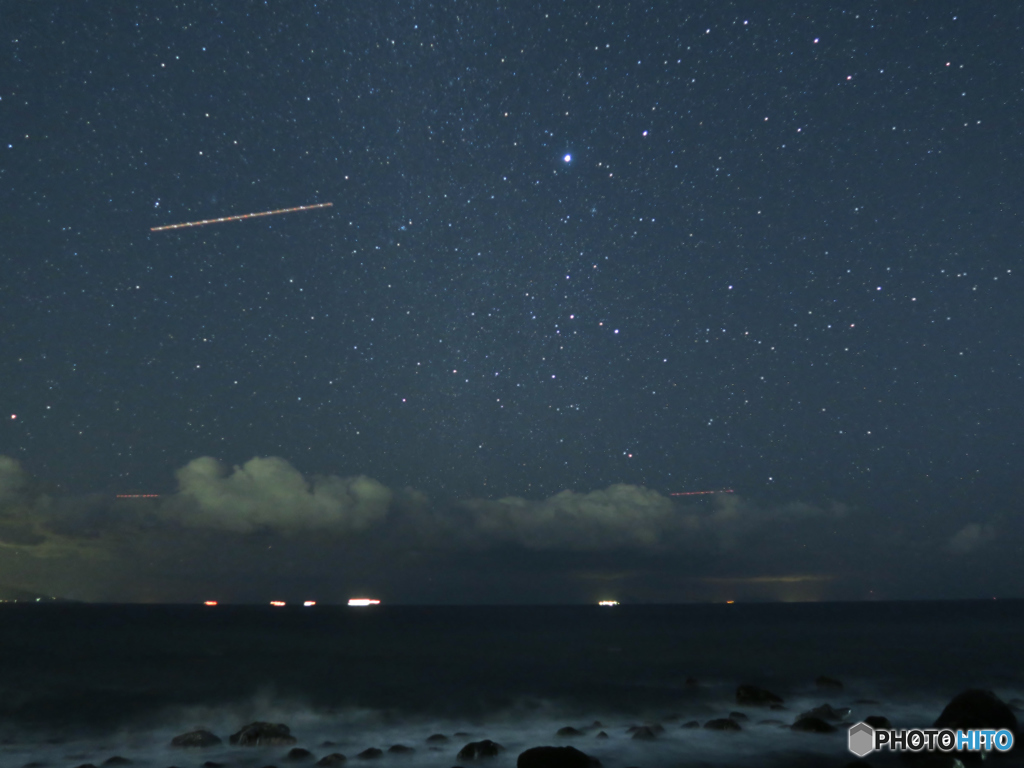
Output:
[[150, 202, 333, 232], [669, 489, 735, 496]]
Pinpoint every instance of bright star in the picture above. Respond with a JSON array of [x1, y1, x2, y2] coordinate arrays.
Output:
[[563, 154, 571, 163]]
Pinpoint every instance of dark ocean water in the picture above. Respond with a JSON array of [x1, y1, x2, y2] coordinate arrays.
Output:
[[0, 601, 1021, 767]]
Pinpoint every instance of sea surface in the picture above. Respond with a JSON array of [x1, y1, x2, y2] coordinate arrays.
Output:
[[0, 601, 1022, 768]]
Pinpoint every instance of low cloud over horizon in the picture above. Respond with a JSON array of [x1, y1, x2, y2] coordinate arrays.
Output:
[[0, 454, 1014, 604]]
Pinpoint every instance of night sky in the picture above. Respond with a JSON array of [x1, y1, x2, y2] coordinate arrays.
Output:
[[1, 2, 1022, 603]]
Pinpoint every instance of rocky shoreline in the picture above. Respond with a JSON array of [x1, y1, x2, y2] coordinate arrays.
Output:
[[25, 683, 1017, 768]]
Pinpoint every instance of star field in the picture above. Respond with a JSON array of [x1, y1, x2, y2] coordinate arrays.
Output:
[[2, 2, 1022, 523]]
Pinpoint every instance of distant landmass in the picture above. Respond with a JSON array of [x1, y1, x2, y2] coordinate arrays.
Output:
[[0, 584, 76, 603]]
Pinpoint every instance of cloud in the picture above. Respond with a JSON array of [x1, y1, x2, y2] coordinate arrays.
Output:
[[12, 452, 1006, 603], [0, 456, 50, 548], [948, 522, 995, 554], [444, 486, 847, 552], [168, 456, 392, 533], [455, 484, 677, 550], [0, 457, 111, 559], [0, 455, 34, 505], [0, 455, 849, 557]]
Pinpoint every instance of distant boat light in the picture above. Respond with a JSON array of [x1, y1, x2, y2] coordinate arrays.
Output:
[[348, 598, 381, 606], [270, 600, 286, 607], [203, 600, 218, 606], [726, 600, 735, 604], [598, 600, 620, 607], [303, 600, 316, 607]]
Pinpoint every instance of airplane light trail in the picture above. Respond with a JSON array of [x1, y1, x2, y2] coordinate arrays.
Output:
[[669, 489, 735, 496], [150, 202, 333, 232]]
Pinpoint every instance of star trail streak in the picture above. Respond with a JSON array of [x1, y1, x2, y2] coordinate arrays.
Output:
[[150, 202, 333, 232], [669, 489, 735, 497]]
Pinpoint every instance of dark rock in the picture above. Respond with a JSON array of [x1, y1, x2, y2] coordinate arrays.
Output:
[[316, 755, 347, 767], [103, 759, 132, 766], [517, 746, 601, 768], [457, 741, 504, 760], [73, 765, 97, 768], [22, 763, 46, 768], [799, 704, 850, 721], [171, 729, 222, 748], [202, 763, 224, 768], [681, 721, 700, 729], [556, 727, 583, 737], [864, 715, 891, 730], [426, 735, 450, 743], [230, 723, 297, 747], [791, 716, 837, 733], [388, 745, 414, 754], [704, 719, 742, 731], [629, 726, 657, 740], [844, 762, 873, 768], [905, 757, 968, 768], [627, 724, 663, 735], [816, 675, 844, 690], [356, 749, 382, 760], [286, 748, 314, 761], [737, 685, 783, 706], [728, 712, 748, 721], [933, 689, 1018, 734], [594, 732, 608, 739]]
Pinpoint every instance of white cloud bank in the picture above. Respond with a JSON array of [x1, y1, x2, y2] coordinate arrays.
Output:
[[451, 485, 847, 551], [170, 456, 392, 533], [0, 454, 851, 551], [458, 484, 677, 550]]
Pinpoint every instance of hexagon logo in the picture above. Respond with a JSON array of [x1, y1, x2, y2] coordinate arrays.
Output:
[[848, 722, 875, 757]]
